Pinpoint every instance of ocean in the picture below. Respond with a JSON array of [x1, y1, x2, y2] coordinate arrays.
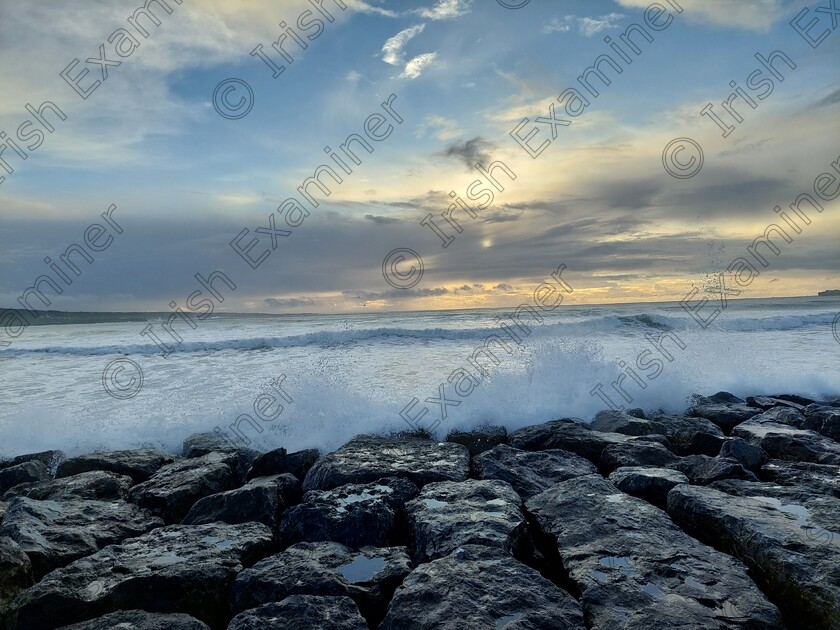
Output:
[[1, 295, 838, 458]]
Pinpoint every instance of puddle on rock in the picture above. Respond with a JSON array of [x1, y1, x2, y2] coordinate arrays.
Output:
[[598, 556, 638, 577], [641, 582, 666, 598], [423, 498, 449, 509], [336, 555, 386, 582], [495, 612, 524, 628]]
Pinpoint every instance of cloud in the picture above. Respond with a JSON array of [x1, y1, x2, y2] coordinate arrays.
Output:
[[364, 214, 401, 224], [417, 115, 462, 140], [263, 297, 318, 308], [544, 13, 625, 36], [614, 0, 811, 31], [382, 24, 426, 65], [440, 137, 495, 169], [345, 0, 399, 17], [415, 0, 472, 20], [400, 52, 438, 79]]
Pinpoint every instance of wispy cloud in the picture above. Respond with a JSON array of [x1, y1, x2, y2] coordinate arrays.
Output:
[[544, 13, 625, 36], [382, 24, 426, 65], [400, 52, 439, 79], [415, 0, 472, 20]]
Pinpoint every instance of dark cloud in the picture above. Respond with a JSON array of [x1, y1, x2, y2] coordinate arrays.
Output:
[[440, 137, 495, 170], [264, 297, 318, 308], [814, 87, 840, 108], [364, 214, 402, 224]]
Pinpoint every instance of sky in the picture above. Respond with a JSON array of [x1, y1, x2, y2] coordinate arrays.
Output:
[[0, 0, 838, 314]]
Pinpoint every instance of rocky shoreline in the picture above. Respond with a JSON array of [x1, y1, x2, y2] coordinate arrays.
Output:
[[0, 392, 839, 629]]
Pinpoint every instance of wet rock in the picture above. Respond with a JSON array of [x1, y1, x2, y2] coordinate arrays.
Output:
[[3, 521, 274, 630], [802, 404, 840, 442], [668, 483, 840, 629], [128, 452, 243, 523], [302, 436, 469, 492], [719, 438, 768, 473], [57, 449, 174, 484], [746, 395, 806, 411], [3, 471, 133, 502], [445, 425, 507, 456], [246, 448, 320, 482], [56, 610, 210, 630], [590, 410, 663, 436], [406, 479, 528, 564], [599, 439, 679, 473], [0, 537, 32, 612], [474, 444, 597, 499], [182, 474, 299, 527], [380, 544, 584, 629], [279, 477, 418, 548], [673, 455, 758, 485], [0, 500, 7, 523], [0, 496, 163, 580], [0, 451, 65, 475], [0, 461, 50, 494], [689, 392, 759, 432], [732, 419, 840, 465], [647, 413, 726, 456], [528, 474, 783, 629], [230, 541, 411, 626], [761, 460, 840, 498], [708, 478, 840, 538], [228, 596, 366, 630], [182, 433, 258, 480], [608, 466, 688, 508], [748, 406, 806, 427]]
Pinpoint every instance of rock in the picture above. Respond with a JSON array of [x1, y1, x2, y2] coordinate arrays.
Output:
[[445, 425, 507, 456], [527, 474, 783, 629], [607, 467, 689, 508], [599, 439, 679, 473], [3, 521, 274, 630], [0, 461, 50, 494], [128, 452, 243, 523], [708, 478, 840, 538], [181, 433, 259, 480], [590, 410, 663, 436], [302, 436, 469, 492], [0, 451, 65, 475], [230, 541, 411, 626], [689, 392, 759, 432], [3, 471, 133, 502], [228, 596, 366, 630], [57, 449, 174, 484], [379, 544, 584, 629], [732, 419, 840, 465], [0, 496, 163, 580], [802, 404, 840, 442], [246, 448, 320, 482], [648, 413, 726, 456], [182, 474, 299, 527], [673, 455, 758, 485], [279, 477, 418, 548], [0, 500, 7, 523], [719, 438, 768, 472], [748, 406, 806, 427], [405, 479, 529, 564], [473, 444, 597, 499], [761, 460, 840, 498], [55, 610, 210, 630], [0, 537, 32, 612], [746, 395, 806, 411], [667, 483, 840, 629]]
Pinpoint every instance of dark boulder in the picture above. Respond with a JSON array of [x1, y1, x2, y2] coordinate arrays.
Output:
[[445, 425, 507, 456], [0, 451, 65, 475], [590, 410, 663, 436], [0, 536, 32, 612], [57, 449, 174, 484], [688, 392, 759, 432], [0, 461, 50, 494], [228, 596, 366, 630], [473, 444, 597, 499], [802, 404, 840, 442], [761, 460, 840, 498], [607, 466, 688, 508], [246, 448, 320, 482], [3, 471, 133, 502], [128, 452, 243, 523], [719, 438, 768, 473], [182, 474, 299, 528], [279, 477, 418, 548], [0, 497, 163, 579], [667, 483, 840, 629], [3, 521, 274, 630], [379, 545, 584, 629], [733, 419, 840, 465], [56, 610, 210, 630], [673, 455, 758, 485], [746, 395, 807, 411], [405, 479, 528, 564], [648, 413, 726, 455], [230, 541, 411, 626], [527, 474, 783, 628], [302, 436, 469, 492]]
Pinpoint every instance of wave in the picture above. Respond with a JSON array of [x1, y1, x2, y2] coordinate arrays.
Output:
[[1, 312, 834, 357]]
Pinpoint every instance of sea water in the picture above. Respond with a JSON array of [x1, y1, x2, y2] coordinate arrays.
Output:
[[1, 296, 838, 457]]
